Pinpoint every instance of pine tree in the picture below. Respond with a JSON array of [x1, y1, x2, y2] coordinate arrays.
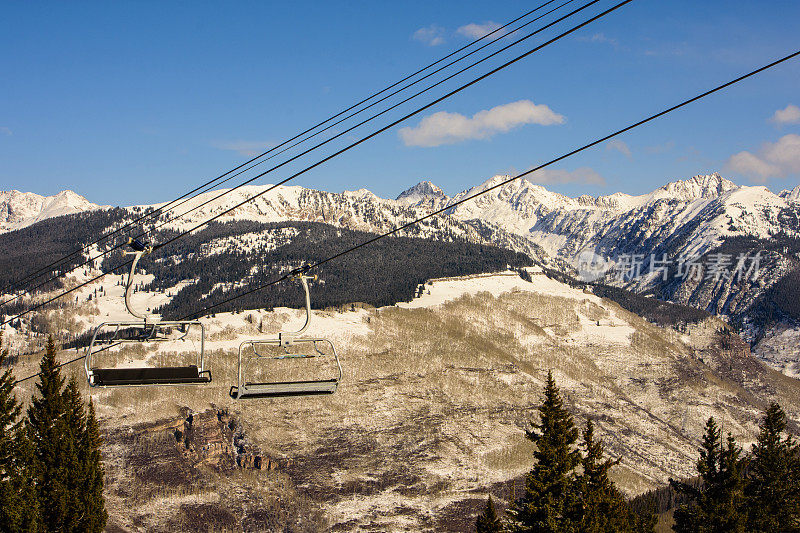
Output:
[[573, 419, 635, 533], [0, 333, 39, 531], [26, 337, 105, 532], [508, 371, 581, 532], [63, 376, 89, 531], [476, 496, 502, 533], [672, 417, 746, 533], [745, 403, 800, 533], [26, 337, 69, 531], [81, 399, 107, 532]]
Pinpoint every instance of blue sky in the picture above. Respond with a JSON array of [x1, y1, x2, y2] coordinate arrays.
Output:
[[1, 0, 799, 206]]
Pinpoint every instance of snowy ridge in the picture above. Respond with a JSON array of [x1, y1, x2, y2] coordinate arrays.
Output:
[[0, 189, 105, 233], [130, 182, 565, 270], [9, 174, 795, 267], [383, 172, 795, 266], [444, 172, 795, 261], [781, 185, 800, 202]]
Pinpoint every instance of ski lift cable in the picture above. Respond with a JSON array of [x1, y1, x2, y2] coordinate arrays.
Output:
[[0, 0, 562, 302], [148, 0, 611, 254], [0, 0, 581, 309], [2, 0, 614, 326], [13, 44, 797, 387], [183, 49, 800, 320]]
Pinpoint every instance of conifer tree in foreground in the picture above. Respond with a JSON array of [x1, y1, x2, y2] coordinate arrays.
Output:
[[26, 337, 106, 532], [476, 496, 503, 533], [82, 399, 108, 532], [26, 337, 72, 531], [63, 376, 87, 526], [574, 419, 634, 533], [672, 417, 745, 533], [0, 333, 38, 531], [745, 402, 800, 533], [508, 370, 581, 532]]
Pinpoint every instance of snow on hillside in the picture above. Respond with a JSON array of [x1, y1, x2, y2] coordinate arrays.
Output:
[[146, 172, 784, 278], [753, 323, 800, 378], [0, 189, 105, 233], [27, 171, 781, 280], [12, 269, 799, 531], [8, 173, 798, 378]]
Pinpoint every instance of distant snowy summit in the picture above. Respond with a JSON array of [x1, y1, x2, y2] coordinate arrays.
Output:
[[0, 189, 105, 233], [395, 180, 446, 205], [781, 184, 800, 202], [379, 172, 800, 273], [5, 173, 799, 248]]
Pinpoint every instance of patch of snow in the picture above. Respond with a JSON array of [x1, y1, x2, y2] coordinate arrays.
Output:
[[399, 270, 596, 310]]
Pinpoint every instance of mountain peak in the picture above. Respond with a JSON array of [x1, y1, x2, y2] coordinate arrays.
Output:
[[655, 173, 738, 201], [396, 181, 446, 204], [0, 189, 103, 233], [343, 188, 378, 200], [780, 185, 800, 202]]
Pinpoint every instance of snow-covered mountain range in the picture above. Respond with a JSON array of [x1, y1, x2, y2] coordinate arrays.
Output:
[[119, 172, 799, 269], [411, 173, 798, 262], [0, 189, 104, 233], [4, 173, 799, 373], [6, 173, 797, 262]]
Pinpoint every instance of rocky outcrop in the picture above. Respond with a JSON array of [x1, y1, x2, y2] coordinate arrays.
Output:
[[172, 408, 276, 472]]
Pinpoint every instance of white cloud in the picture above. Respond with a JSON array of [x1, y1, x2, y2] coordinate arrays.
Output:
[[771, 104, 800, 125], [0, 127, 11, 136], [528, 167, 606, 186], [606, 139, 631, 158], [212, 140, 275, 158], [726, 152, 780, 181], [725, 134, 800, 182], [412, 25, 446, 46], [578, 32, 619, 48], [456, 21, 502, 40], [399, 100, 564, 148]]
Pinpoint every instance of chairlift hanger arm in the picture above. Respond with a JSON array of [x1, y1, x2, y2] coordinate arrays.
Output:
[[279, 273, 316, 345], [121, 238, 156, 321]]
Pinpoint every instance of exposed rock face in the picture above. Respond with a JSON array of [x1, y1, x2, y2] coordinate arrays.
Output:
[[780, 185, 800, 202], [175, 408, 274, 472], [100, 408, 318, 532]]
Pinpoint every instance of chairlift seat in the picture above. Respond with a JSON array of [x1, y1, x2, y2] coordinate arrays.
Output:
[[84, 242, 209, 389], [230, 378, 338, 399], [90, 365, 211, 387]]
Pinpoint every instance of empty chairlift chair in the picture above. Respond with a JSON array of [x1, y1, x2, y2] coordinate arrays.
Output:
[[84, 238, 211, 387], [230, 274, 342, 399]]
